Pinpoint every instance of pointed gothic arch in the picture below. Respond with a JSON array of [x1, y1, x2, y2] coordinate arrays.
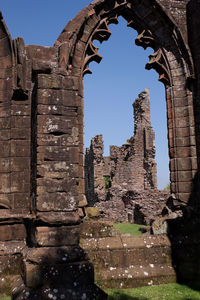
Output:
[[55, 0, 197, 204]]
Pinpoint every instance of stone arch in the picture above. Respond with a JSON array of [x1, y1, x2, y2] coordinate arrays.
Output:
[[55, 0, 197, 204], [0, 13, 14, 209]]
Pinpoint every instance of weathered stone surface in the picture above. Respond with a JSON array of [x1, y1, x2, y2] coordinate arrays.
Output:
[[85, 89, 157, 207], [37, 146, 79, 162], [85, 207, 100, 218], [80, 227, 175, 289], [37, 74, 79, 90], [152, 218, 168, 235], [36, 211, 80, 225], [24, 260, 94, 288], [0, 224, 26, 241], [37, 192, 78, 211], [35, 226, 80, 246], [23, 246, 86, 265], [37, 89, 79, 107], [0, 0, 199, 297]]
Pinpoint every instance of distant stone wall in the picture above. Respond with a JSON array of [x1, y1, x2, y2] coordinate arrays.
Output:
[[85, 89, 157, 205], [0, 0, 200, 297]]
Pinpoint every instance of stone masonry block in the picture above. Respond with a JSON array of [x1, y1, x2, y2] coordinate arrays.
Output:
[[37, 115, 77, 134], [11, 128, 30, 140], [24, 263, 41, 288], [0, 224, 26, 241], [97, 237, 123, 250], [172, 96, 188, 107], [0, 193, 12, 208], [24, 246, 86, 266], [11, 104, 31, 116], [0, 173, 10, 193], [177, 193, 190, 203], [11, 171, 30, 193], [11, 157, 30, 172], [0, 102, 10, 118], [58, 42, 70, 69], [0, 78, 12, 91], [11, 140, 30, 157], [177, 181, 193, 193], [169, 136, 195, 147], [37, 104, 77, 116], [37, 74, 79, 90], [37, 192, 78, 212], [175, 127, 194, 138], [37, 211, 80, 225], [177, 170, 195, 182], [174, 105, 193, 118], [13, 193, 30, 209], [35, 225, 80, 247], [176, 157, 197, 171], [0, 129, 10, 140], [0, 55, 12, 69], [37, 133, 71, 147], [37, 89, 79, 107], [0, 158, 10, 172], [24, 260, 94, 289], [0, 141, 10, 157], [37, 146, 79, 163], [174, 116, 194, 128], [0, 67, 12, 79], [37, 161, 78, 178], [37, 177, 77, 193], [25, 45, 57, 61], [11, 116, 30, 128], [0, 117, 10, 129], [171, 146, 196, 158]]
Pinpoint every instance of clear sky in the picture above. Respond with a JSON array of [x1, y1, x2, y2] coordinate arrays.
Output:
[[0, 0, 169, 189]]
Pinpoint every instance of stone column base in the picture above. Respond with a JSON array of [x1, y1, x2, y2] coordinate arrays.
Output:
[[12, 246, 107, 300]]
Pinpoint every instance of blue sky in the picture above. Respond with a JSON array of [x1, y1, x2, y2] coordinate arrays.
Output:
[[1, 0, 169, 189]]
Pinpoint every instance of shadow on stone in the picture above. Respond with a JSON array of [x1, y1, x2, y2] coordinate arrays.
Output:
[[167, 171, 200, 291], [12, 221, 107, 300]]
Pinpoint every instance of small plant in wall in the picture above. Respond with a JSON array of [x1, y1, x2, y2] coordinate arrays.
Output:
[[164, 183, 170, 191], [104, 176, 111, 189]]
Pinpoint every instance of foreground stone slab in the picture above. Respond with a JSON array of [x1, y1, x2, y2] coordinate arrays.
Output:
[[81, 233, 176, 289]]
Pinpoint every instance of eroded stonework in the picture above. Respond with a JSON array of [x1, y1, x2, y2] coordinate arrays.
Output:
[[85, 88, 157, 204], [0, 0, 200, 298]]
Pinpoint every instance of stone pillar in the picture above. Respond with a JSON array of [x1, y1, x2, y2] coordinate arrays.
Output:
[[133, 89, 157, 189], [12, 73, 106, 299], [0, 17, 31, 294], [166, 83, 197, 203], [187, 0, 200, 208]]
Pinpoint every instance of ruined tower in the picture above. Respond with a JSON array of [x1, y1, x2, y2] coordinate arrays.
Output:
[[133, 88, 157, 189], [85, 89, 157, 205]]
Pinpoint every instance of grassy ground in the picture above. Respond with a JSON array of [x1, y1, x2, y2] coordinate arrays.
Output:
[[1, 283, 200, 299], [114, 223, 145, 236], [106, 283, 200, 300]]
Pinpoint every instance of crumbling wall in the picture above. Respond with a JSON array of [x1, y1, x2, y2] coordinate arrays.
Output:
[[85, 88, 157, 205], [0, 0, 200, 296]]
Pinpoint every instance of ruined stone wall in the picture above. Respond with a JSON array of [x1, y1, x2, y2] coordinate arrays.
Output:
[[187, 0, 200, 173], [85, 89, 157, 205], [0, 15, 103, 299], [0, 0, 200, 297]]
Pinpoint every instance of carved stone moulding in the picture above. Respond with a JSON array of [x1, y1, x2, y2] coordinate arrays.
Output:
[[81, 3, 170, 87]]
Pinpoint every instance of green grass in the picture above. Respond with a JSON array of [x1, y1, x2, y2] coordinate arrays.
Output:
[[114, 223, 145, 236], [106, 283, 200, 299], [2, 284, 200, 300]]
